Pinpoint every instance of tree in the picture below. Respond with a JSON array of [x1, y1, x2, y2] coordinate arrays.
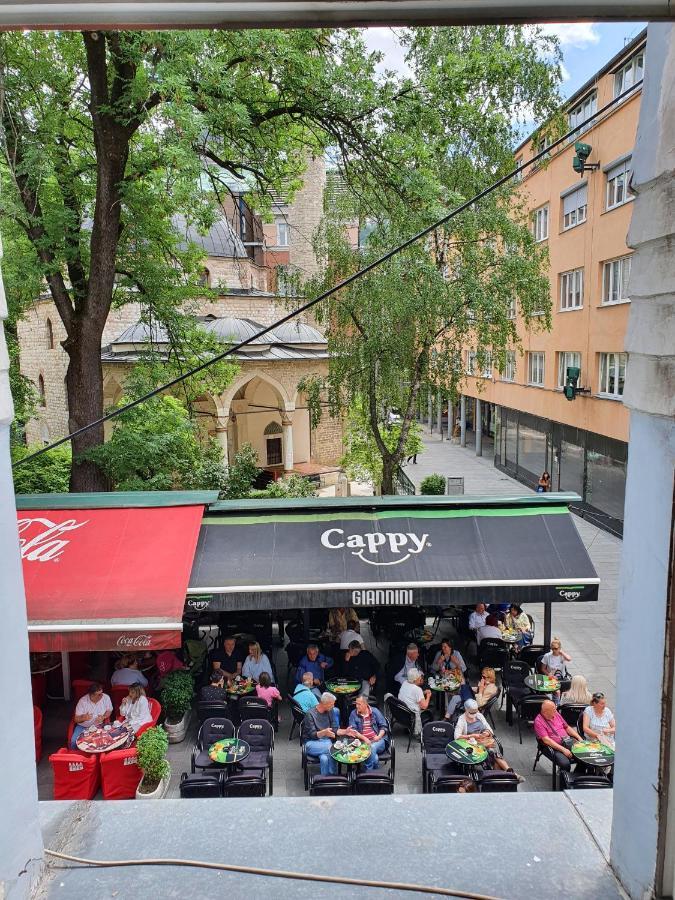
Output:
[[306, 26, 561, 494], [11, 445, 72, 494], [340, 400, 423, 487], [0, 29, 400, 490]]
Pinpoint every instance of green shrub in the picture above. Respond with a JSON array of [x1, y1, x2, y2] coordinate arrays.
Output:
[[159, 670, 194, 723], [136, 726, 169, 791], [420, 473, 446, 495], [12, 444, 71, 494]]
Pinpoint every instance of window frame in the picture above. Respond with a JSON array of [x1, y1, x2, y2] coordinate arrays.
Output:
[[557, 351, 582, 389], [275, 217, 290, 247], [567, 90, 598, 141], [606, 157, 634, 211], [560, 268, 584, 311], [532, 204, 549, 243], [614, 50, 645, 97], [602, 255, 632, 305], [527, 351, 545, 387], [502, 350, 516, 383], [562, 183, 588, 231], [598, 352, 627, 399]]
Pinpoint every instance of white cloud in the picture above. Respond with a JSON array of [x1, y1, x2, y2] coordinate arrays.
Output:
[[362, 27, 412, 78], [540, 23, 601, 49], [560, 62, 572, 82]]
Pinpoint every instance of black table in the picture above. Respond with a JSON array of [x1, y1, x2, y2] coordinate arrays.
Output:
[[524, 674, 559, 694], [325, 680, 361, 725], [570, 740, 614, 768], [445, 739, 488, 768], [208, 738, 250, 767], [330, 740, 372, 780]]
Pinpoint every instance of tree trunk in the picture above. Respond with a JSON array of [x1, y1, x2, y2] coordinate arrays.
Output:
[[65, 325, 108, 492], [381, 457, 396, 496]]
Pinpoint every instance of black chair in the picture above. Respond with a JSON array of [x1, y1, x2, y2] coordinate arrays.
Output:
[[353, 772, 394, 794], [502, 659, 532, 722], [285, 642, 306, 676], [179, 771, 223, 798], [518, 645, 547, 670], [386, 696, 417, 752], [375, 723, 396, 780], [481, 689, 501, 730], [309, 774, 352, 796], [421, 720, 456, 793], [561, 771, 612, 790], [526, 614, 536, 641], [514, 694, 546, 744], [237, 719, 274, 796], [533, 738, 561, 791], [302, 742, 322, 791], [197, 700, 231, 725], [478, 770, 519, 793], [287, 696, 306, 742], [191, 717, 236, 773], [430, 773, 467, 793], [559, 704, 587, 729], [238, 695, 272, 723], [478, 641, 510, 673], [222, 773, 267, 797]]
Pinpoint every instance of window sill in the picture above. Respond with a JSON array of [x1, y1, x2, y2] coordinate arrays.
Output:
[[560, 220, 587, 234], [534, 237, 549, 244], [596, 393, 625, 402], [558, 306, 584, 313], [599, 299, 631, 307], [526, 382, 546, 389], [602, 196, 635, 215]]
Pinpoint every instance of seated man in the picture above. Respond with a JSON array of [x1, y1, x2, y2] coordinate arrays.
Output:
[[393, 643, 424, 688], [348, 695, 389, 771], [70, 682, 113, 748], [295, 643, 333, 687], [293, 672, 321, 713], [199, 669, 229, 703], [454, 699, 524, 782], [301, 692, 350, 775], [339, 621, 365, 650], [207, 636, 243, 683], [398, 669, 433, 734], [340, 641, 379, 696], [534, 698, 583, 773]]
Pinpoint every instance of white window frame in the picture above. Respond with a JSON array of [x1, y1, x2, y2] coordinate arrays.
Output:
[[502, 351, 516, 383], [606, 157, 634, 211], [562, 184, 588, 230], [557, 351, 582, 389], [275, 217, 290, 247], [466, 350, 477, 375], [506, 298, 516, 319], [567, 91, 597, 140], [602, 255, 632, 305], [598, 352, 627, 399], [614, 50, 645, 97], [560, 268, 584, 311], [532, 205, 549, 243], [466, 350, 492, 379], [513, 157, 524, 183], [527, 352, 545, 387]]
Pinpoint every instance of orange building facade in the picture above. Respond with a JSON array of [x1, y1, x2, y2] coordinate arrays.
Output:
[[458, 32, 646, 535]]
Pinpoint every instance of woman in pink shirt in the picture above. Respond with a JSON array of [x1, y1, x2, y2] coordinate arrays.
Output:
[[255, 672, 282, 707]]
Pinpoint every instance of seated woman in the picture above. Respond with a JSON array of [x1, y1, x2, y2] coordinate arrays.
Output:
[[119, 683, 153, 735], [255, 672, 282, 707], [431, 640, 466, 675], [454, 699, 525, 783], [561, 674, 592, 707], [583, 692, 616, 748], [473, 667, 498, 710], [541, 638, 572, 679], [503, 604, 533, 650], [242, 641, 274, 683], [111, 654, 148, 688]]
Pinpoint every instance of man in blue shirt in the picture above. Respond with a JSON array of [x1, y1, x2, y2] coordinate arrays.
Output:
[[295, 643, 333, 687], [293, 672, 321, 713], [348, 695, 389, 770]]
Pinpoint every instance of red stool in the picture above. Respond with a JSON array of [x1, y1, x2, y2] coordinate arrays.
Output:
[[33, 706, 43, 763], [49, 749, 100, 800], [100, 748, 140, 800], [31, 674, 47, 708]]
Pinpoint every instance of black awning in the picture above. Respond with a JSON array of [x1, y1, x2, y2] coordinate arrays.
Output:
[[186, 500, 599, 612]]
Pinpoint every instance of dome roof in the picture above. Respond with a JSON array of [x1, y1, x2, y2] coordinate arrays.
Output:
[[201, 316, 277, 345], [269, 321, 326, 345]]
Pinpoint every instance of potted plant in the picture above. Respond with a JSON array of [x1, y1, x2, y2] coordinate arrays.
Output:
[[135, 725, 171, 799], [160, 669, 194, 743], [420, 473, 446, 495]]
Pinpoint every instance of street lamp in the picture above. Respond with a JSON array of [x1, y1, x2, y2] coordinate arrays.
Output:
[[572, 141, 600, 177]]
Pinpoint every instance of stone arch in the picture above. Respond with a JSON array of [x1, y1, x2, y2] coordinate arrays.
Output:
[[102, 375, 124, 409], [264, 420, 283, 435], [220, 371, 292, 416]]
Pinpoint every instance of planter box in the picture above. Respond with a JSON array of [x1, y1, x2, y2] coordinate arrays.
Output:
[[136, 763, 171, 800], [164, 708, 191, 744]]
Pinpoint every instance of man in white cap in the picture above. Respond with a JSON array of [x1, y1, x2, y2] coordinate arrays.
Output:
[[454, 699, 524, 782]]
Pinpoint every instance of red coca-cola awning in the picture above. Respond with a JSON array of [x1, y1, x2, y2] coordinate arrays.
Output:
[[16, 496, 211, 652]]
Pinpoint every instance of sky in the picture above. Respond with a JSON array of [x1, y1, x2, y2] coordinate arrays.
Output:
[[363, 22, 646, 101]]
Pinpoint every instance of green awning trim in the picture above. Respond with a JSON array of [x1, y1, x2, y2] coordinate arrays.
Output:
[[15, 490, 220, 510], [202, 505, 570, 526]]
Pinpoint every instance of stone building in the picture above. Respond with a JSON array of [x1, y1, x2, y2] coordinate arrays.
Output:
[[18, 158, 344, 474]]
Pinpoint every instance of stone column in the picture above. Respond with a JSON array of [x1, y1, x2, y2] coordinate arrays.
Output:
[[460, 395, 466, 447], [427, 393, 433, 432], [282, 413, 294, 472], [475, 398, 482, 456], [436, 393, 443, 438], [214, 416, 229, 466]]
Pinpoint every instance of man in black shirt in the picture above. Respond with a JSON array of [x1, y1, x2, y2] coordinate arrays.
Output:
[[340, 641, 379, 697], [207, 637, 243, 682], [301, 692, 350, 775], [199, 670, 229, 703]]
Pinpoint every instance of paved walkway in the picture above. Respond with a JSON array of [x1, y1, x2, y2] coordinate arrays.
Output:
[[404, 433, 620, 705]]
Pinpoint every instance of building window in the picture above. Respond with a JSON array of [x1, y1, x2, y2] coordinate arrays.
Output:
[[560, 268, 584, 310], [513, 156, 524, 183], [562, 184, 588, 230], [466, 351, 492, 378], [38, 374, 46, 407], [275, 217, 290, 247], [602, 255, 632, 304], [46, 318, 54, 349], [197, 268, 210, 287], [599, 352, 627, 398], [614, 50, 644, 97], [606, 157, 634, 210], [558, 351, 582, 388], [527, 352, 545, 386], [532, 205, 549, 242], [502, 351, 516, 382], [506, 298, 516, 319], [264, 420, 283, 466], [568, 91, 597, 140]]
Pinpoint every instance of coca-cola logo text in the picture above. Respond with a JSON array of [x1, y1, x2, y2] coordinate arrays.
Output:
[[17, 516, 88, 562], [116, 634, 152, 649]]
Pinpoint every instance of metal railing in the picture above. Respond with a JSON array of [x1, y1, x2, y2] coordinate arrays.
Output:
[[393, 465, 416, 496]]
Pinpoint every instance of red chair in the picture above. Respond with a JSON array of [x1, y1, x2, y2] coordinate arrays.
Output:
[[100, 748, 140, 800], [49, 749, 100, 800], [66, 716, 76, 748], [33, 706, 43, 763], [71, 679, 93, 703], [31, 673, 47, 709], [111, 685, 129, 719], [134, 698, 162, 739]]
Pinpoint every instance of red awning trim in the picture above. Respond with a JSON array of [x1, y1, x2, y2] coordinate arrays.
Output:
[[28, 628, 182, 653]]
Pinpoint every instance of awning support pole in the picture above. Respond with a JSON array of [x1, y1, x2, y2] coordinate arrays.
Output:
[[544, 602, 552, 648], [61, 651, 71, 701], [302, 608, 310, 641]]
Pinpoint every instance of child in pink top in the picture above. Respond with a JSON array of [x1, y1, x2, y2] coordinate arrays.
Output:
[[255, 672, 282, 707]]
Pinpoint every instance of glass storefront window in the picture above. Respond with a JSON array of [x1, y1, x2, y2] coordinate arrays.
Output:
[[558, 439, 585, 496], [517, 423, 548, 480], [586, 450, 627, 521], [505, 413, 517, 470]]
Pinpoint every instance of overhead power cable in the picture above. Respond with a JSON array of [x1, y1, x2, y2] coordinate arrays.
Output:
[[13, 81, 642, 470]]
